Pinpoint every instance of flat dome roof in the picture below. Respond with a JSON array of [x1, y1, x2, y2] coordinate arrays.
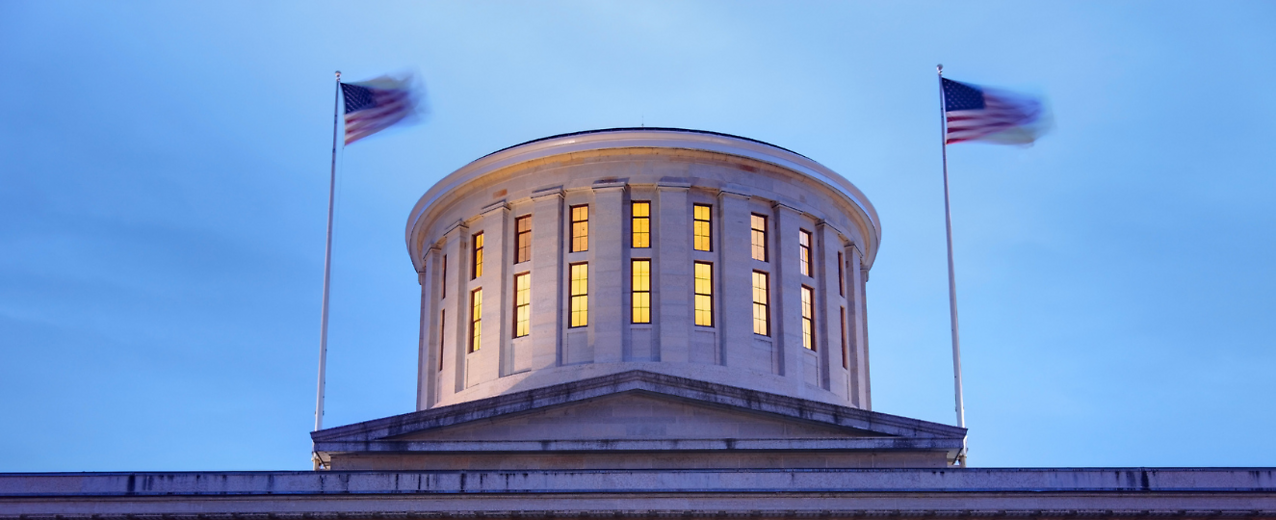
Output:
[[483, 127, 810, 160]]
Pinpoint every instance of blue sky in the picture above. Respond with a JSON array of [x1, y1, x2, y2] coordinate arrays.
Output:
[[1, 1, 1273, 471]]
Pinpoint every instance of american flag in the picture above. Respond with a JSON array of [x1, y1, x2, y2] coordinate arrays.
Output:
[[942, 78, 1047, 145], [341, 75, 420, 145]]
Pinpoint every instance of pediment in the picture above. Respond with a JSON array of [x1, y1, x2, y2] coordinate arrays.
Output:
[[389, 391, 878, 442], [313, 370, 965, 446]]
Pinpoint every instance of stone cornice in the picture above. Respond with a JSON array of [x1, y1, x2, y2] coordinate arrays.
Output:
[[309, 370, 966, 444]]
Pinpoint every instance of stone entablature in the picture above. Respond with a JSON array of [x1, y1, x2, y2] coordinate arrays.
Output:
[[4, 468, 1274, 518], [406, 129, 882, 411]]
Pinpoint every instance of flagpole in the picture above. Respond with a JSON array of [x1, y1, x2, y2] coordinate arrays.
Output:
[[313, 70, 341, 471], [937, 64, 968, 467]]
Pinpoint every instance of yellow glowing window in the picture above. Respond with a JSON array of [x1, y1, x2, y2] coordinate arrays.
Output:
[[472, 232, 485, 279], [631, 259, 651, 324], [513, 272, 531, 338], [632, 201, 651, 249], [750, 214, 767, 262], [693, 204, 712, 252], [752, 271, 769, 336], [801, 285, 814, 350], [515, 215, 532, 264], [569, 263, 588, 328], [694, 262, 713, 327], [570, 205, 589, 252], [469, 288, 483, 352], [798, 229, 811, 277]]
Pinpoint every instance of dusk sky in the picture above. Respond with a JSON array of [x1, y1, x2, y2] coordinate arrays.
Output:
[[2, 1, 1274, 472]]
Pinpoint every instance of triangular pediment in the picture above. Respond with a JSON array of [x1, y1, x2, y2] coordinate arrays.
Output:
[[313, 370, 965, 446], [389, 391, 879, 442]]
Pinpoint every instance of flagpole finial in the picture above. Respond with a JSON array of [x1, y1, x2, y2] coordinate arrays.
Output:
[[937, 64, 943, 75], [335, 71, 341, 80]]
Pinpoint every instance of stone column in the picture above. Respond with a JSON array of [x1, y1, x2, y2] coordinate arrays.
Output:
[[438, 222, 466, 398], [846, 243, 870, 409], [773, 203, 807, 382], [529, 188, 563, 370], [591, 180, 626, 364], [816, 223, 845, 395], [656, 179, 691, 363], [717, 189, 753, 368], [416, 246, 439, 410], [467, 202, 507, 387]]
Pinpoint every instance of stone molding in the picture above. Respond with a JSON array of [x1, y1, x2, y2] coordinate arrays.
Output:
[[309, 370, 966, 444]]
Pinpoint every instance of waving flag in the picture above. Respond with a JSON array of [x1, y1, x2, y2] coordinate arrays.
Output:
[[942, 78, 1049, 145], [341, 74, 422, 145]]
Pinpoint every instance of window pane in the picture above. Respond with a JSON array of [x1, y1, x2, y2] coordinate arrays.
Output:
[[513, 273, 530, 338], [570, 263, 588, 327], [472, 232, 484, 279], [515, 216, 531, 264], [571, 205, 589, 252], [470, 288, 483, 352], [693, 204, 712, 252], [632, 259, 651, 324], [750, 214, 767, 261], [632, 201, 650, 249], [801, 286, 814, 350], [799, 230, 811, 277], [752, 271, 769, 336], [694, 262, 713, 327]]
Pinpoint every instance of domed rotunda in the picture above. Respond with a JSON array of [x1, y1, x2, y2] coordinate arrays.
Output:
[[313, 128, 966, 471]]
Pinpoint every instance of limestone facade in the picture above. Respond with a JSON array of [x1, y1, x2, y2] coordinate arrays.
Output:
[[407, 129, 881, 410]]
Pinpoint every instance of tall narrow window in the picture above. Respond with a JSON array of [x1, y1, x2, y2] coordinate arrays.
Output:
[[801, 285, 815, 350], [631, 259, 651, 324], [440, 255, 447, 299], [837, 251, 845, 296], [569, 263, 588, 327], [840, 307, 849, 369], [694, 262, 714, 327], [798, 230, 812, 277], [750, 214, 768, 261], [570, 205, 589, 252], [752, 271, 770, 336], [513, 272, 531, 338], [693, 204, 712, 251], [472, 232, 485, 279], [632, 201, 651, 248], [438, 309, 445, 371], [515, 215, 532, 264], [469, 288, 483, 352]]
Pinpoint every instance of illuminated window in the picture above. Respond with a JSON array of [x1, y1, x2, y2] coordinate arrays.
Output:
[[632, 201, 651, 248], [440, 255, 447, 299], [438, 309, 445, 371], [569, 263, 588, 327], [694, 262, 713, 327], [837, 251, 845, 296], [631, 259, 651, 324], [570, 205, 589, 252], [752, 271, 769, 336], [801, 286, 815, 350], [469, 288, 483, 352], [515, 215, 531, 264], [798, 229, 811, 277], [840, 307, 848, 368], [750, 214, 767, 261], [693, 204, 712, 251], [472, 232, 484, 279], [513, 272, 531, 338]]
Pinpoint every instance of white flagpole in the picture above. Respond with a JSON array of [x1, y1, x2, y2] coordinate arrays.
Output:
[[937, 64, 968, 467], [313, 70, 341, 470]]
